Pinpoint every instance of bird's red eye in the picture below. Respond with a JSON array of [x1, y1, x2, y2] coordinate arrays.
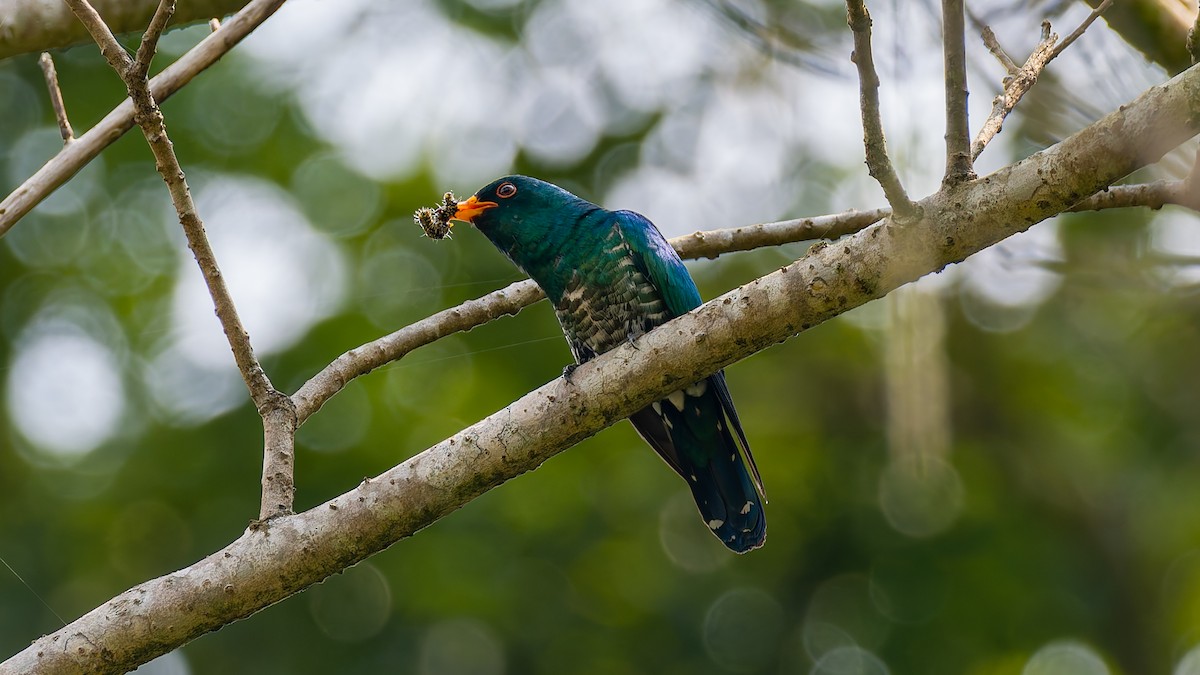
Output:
[[497, 182, 517, 198]]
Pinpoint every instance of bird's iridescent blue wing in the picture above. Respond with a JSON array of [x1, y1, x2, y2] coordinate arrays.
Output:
[[614, 211, 767, 551]]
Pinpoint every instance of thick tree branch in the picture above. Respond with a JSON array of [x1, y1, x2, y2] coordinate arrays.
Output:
[[37, 53, 74, 143], [5, 63, 1191, 675], [844, 0, 918, 220], [0, 0, 250, 61], [0, 0, 287, 238], [942, 0, 975, 184]]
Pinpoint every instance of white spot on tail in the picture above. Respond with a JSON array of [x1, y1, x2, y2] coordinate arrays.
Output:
[[652, 402, 662, 415], [667, 390, 685, 411], [707, 519, 724, 530], [685, 381, 707, 397], [740, 501, 753, 515]]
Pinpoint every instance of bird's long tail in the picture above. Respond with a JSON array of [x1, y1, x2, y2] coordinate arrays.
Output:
[[628, 375, 766, 553]]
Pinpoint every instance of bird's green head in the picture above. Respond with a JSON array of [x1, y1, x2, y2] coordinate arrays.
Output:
[[452, 175, 595, 239]]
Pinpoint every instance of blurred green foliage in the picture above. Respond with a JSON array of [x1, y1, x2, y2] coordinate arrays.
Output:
[[2, 2, 1200, 675]]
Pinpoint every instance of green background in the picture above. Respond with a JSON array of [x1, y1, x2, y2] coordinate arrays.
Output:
[[1, 1, 1198, 673]]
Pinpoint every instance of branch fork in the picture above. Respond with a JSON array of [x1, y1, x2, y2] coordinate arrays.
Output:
[[65, 0, 294, 519]]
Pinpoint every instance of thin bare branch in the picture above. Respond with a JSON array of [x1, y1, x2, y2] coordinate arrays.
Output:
[[1048, 0, 1113, 60], [942, 0, 975, 184], [63, 0, 134, 74], [844, 0, 918, 220], [972, 26, 1058, 161], [979, 25, 1020, 75], [0, 0, 288, 238], [69, 0, 272, 401], [7, 62, 1200, 675], [37, 53, 74, 143], [130, 0, 176, 82], [69, 0, 291, 518], [973, 3, 1113, 161], [1070, 181, 1188, 212]]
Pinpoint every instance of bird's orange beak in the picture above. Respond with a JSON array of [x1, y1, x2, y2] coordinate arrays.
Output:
[[453, 196, 498, 223]]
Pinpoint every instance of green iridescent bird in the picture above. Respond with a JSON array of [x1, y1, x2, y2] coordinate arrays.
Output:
[[452, 176, 766, 553]]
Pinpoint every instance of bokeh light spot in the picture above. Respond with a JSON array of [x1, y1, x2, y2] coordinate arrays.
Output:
[[810, 646, 889, 675], [297, 380, 371, 453], [877, 456, 964, 538], [291, 153, 382, 238], [703, 587, 785, 672], [7, 127, 105, 219], [171, 177, 346, 368], [658, 491, 732, 573], [143, 342, 246, 426], [959, 222, 1062, 333], [868, 557, 947, 625], [418, 617, 506, 675], [1022, 641, 1109, 675], [7, 327, 125, 459], [804, 575, 890, 658], [1174, 645, 1200, 675], [308, 562, 392, 642], [1150, 210, 1200, 288]]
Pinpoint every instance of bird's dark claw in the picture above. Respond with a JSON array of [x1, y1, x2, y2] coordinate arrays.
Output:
[[562, 363, 579, 383]]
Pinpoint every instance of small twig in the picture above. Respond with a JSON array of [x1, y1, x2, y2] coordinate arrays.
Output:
[[1069, 181, 1189, 212], [844, 0, 918, 220], [941, 0, 975, 185], [1049, 0, 1113, 60], [972, 25, 1057, 161], [209, 18, 222, 32], [62, 0, 132, 74], [37, 53, 74, 143], [973, 3, 1112, 161], [979, 25, 1020, 75], [130, 0, 176, 82]]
